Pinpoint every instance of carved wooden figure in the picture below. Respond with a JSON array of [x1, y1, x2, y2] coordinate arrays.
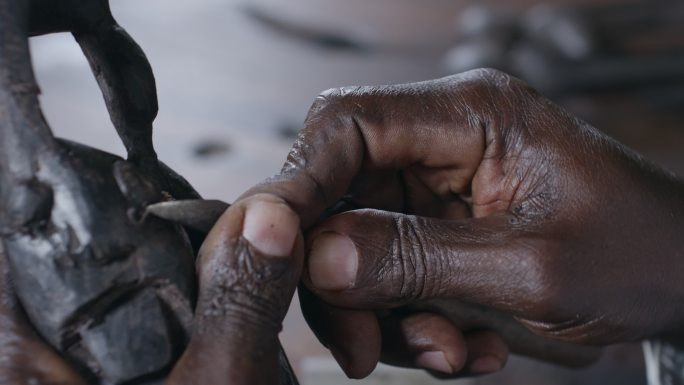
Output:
[[0, 0, 297, 383]]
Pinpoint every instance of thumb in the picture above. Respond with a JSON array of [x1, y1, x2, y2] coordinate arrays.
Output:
[[167, 194, 303, 385], [304, 208, 545, 313]]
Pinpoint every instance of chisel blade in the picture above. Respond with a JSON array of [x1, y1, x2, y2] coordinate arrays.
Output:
[[145, 199, 230, 233]]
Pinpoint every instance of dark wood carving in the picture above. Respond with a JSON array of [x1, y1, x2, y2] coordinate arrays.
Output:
[[0, 0, 298, 383]]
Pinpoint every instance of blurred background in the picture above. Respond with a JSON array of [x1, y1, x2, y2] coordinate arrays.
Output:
[[29, 0, 683, 383]]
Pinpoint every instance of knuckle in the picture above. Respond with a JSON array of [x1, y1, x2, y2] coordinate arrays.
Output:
[[474, 67, 512, 82], [306, 89, 340, 122], [477, 68, 519, 89], [377, 214, 438, 303], [506, 237, 563, 315], [309, 86, 359, 117], [462, 68, 536, 101], [304, 87, 365, 138], [440, 68, 534, 131], [451, 68, 514, 91]]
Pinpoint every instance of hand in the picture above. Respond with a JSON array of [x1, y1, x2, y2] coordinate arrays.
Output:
[[2, 193, 303, 385], [166, 194, 303, 385], [238, 69, 684, 378], [0, 248, 86, 385]]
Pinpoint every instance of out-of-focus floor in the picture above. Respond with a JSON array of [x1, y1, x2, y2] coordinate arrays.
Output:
[[29, 0, 682, 384]]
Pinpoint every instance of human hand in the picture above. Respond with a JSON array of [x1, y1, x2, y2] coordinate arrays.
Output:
[[238, 69, 684, 378], [166, 194, 303, 385], [0, 193, 301, 385]]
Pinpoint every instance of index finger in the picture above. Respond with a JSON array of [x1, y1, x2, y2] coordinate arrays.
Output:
[[240, 69, 512, 227]]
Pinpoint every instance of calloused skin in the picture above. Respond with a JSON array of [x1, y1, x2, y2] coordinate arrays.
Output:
[[236, 68, 684, 378], [6, 69, 684, 383]]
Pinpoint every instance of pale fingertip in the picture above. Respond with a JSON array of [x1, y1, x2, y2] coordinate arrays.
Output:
[[415, 351, 454, 374], [308, 232, 358, 291], [396, 313, 467, 372], [242, 198, 299, 257]]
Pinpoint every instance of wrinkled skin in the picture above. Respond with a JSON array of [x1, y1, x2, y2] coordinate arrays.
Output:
[[237, 68, 684, 378], [5, 0, 683, 378], [166, 194, 304, 385]]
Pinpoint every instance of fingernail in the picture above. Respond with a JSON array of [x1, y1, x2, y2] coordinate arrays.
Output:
[[242, 199, 299, 257], [308, 232, 358, 290], [470, 356, 502, 374], [416, 351, 454, 374]]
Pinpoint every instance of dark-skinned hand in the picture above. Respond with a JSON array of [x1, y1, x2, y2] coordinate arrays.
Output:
[[166, 194, 303, 385], [0, 195, 303, 385], [5, 0, 305, 380], [235, 68, 684, 379], [7, 68, 682, 383]]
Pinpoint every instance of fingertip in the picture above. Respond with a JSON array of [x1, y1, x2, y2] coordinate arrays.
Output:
[[464, 331, 509, 375], [199, 193, 303, 280], [399, 313, 467, 373], [329, 346, 351, 376], [324, 309, 381, 379], [308, 232, 358, 291], [330, 345, 377, 380], [242, 194, 300, 257], [415, 351, 454, 374]]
